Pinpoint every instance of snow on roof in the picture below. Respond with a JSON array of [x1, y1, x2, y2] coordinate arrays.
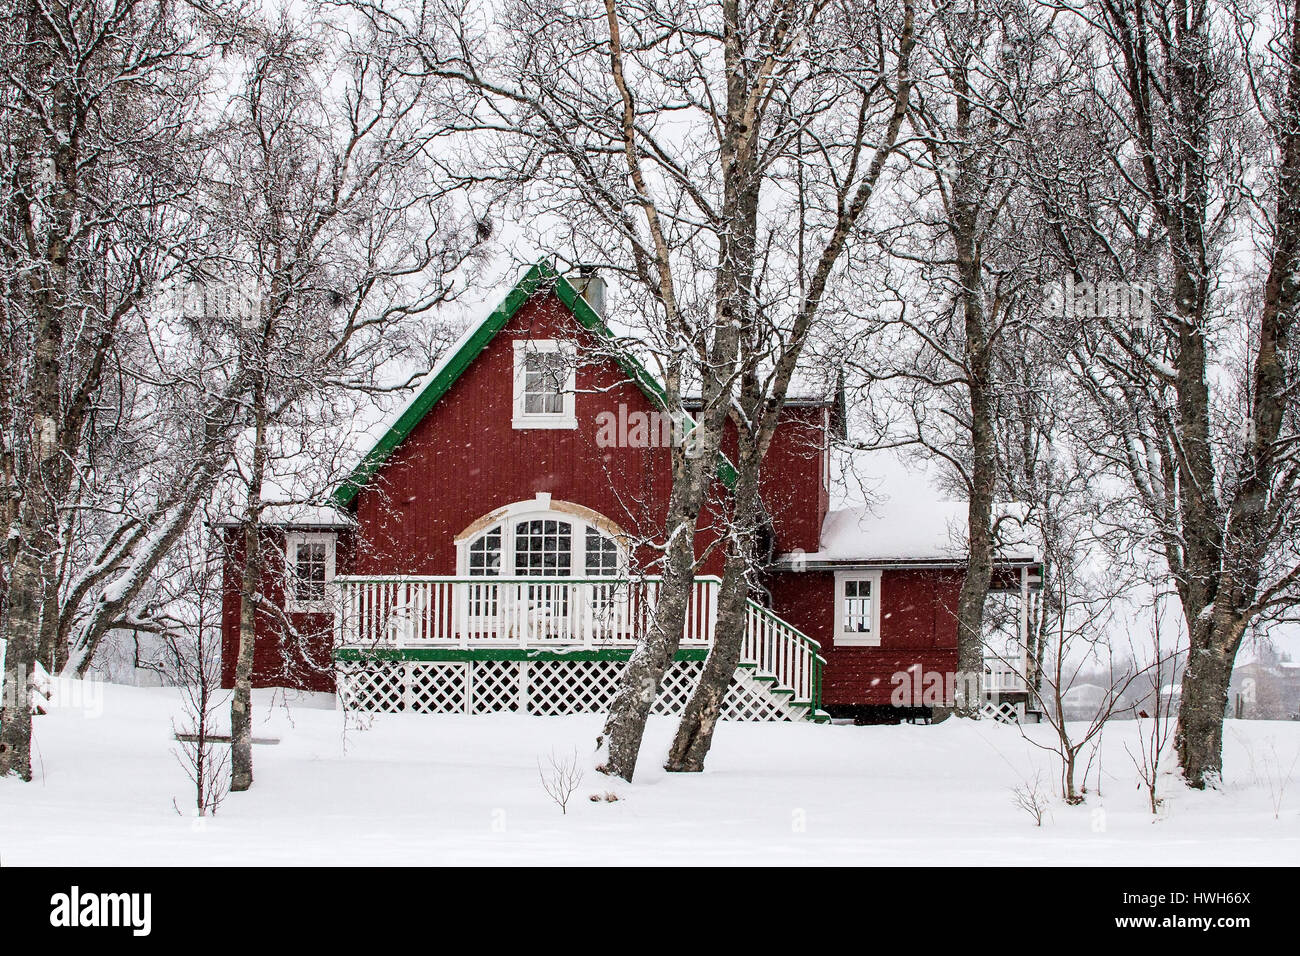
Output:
[[212, 504, 354, 529], [799, 502, 1036, 565], [775, 449, 1039, 566], [683, 388, 837, 408]]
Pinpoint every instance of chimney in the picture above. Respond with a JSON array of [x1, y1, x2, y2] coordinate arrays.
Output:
[[572, 265, 606, 316]]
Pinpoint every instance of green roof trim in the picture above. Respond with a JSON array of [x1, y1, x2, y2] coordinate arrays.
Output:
[[331, 260, 736, 507]]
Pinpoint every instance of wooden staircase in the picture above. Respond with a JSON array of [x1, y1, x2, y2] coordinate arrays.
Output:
[[735, 600, 829, 723]]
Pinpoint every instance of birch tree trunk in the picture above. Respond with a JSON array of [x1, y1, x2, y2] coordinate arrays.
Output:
[[954, 290, 996, 717], [664, 462, 760, 772], [0, 297, 62, 773], [593, 0, 757, 782], [598, 464, 716, 780], [0, 220, 62, 777], [0, 0, 71, 778], [597, 310, 738, 779], [1173, 0, 1300, 786], [230, 372, 268, 793], [0, 543, 48, 780], [946, 56, 998, 719]]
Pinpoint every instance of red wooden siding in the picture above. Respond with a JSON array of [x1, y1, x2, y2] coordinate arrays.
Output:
[[757, 408, 830, 554], [218, 285, 977, 711], [350, 291, 732, 576], [219, 527, 353, 693], [714, 407, 829, 554], [766, 568, 962, 707]]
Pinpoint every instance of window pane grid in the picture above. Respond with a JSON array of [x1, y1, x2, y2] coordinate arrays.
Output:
[[294, 542, 328, 603], [521, 352, 568, 416], [584, 526, 619, 577], [468, 528, 502, 576], [843, 578, 873, 633], [514, 519, 572, 577]]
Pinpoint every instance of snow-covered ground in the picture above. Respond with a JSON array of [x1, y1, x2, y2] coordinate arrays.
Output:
[[1, 681, 1297, 866]]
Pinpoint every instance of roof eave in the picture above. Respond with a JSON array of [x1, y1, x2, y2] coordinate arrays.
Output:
[[769, 555, 1043, 573]]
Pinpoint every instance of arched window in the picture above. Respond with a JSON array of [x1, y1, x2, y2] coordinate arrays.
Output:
[[467, 526, 502, 576], [456, 501, 629, 640], [457, 505, 625, 579]]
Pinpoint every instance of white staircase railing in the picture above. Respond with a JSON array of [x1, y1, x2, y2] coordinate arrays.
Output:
[[743, 600, 826, 707]]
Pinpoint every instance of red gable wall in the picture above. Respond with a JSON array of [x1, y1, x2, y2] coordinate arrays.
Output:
[[350, 290, 734, 575]]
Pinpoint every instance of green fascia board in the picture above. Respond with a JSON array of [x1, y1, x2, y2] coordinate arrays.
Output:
[[331, 260, 736, 507], [334, 646, 711, 664]]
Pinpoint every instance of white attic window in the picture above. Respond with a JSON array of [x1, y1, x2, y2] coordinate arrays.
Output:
[[512, 339, 577, 429]]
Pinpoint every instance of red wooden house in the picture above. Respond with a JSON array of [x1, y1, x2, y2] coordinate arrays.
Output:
[[220, 262, 1041, 723]]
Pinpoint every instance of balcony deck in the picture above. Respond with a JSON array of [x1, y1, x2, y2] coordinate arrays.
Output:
[[332, 574, 826, 718]]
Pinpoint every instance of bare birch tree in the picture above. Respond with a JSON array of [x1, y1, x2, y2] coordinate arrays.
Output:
[[0, 0, 225, 779], [664, 0, 916, 772], [214, 7, 479, 791], [386, 0, 838, 779], [1063, 0, 1300, 787], [378, 0, 924, 780], [836, 0, 1074, 717]]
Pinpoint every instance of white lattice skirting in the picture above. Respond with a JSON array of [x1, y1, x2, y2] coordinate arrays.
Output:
[[979, 700, 1026, 724], [337, 658, 803, 722]]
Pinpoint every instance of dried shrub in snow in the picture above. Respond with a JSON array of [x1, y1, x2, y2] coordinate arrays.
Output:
[[1012, 772, 1051, 827], [538, 748, 584, 815]]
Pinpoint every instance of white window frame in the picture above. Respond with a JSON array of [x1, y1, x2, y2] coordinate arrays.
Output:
[[512, 339, 577, 430], [285, 532, 337, 613], [455, 512, 624, 578], [833, 569, 882, 647]]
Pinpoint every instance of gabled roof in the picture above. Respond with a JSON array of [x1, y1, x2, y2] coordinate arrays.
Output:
[[331, 261, 735, 507]]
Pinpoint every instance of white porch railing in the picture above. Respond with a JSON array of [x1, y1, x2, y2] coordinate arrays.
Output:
[[333, 575, 718, 649], [333, 574, 826, 708], [983, 660, 1028, 694]]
